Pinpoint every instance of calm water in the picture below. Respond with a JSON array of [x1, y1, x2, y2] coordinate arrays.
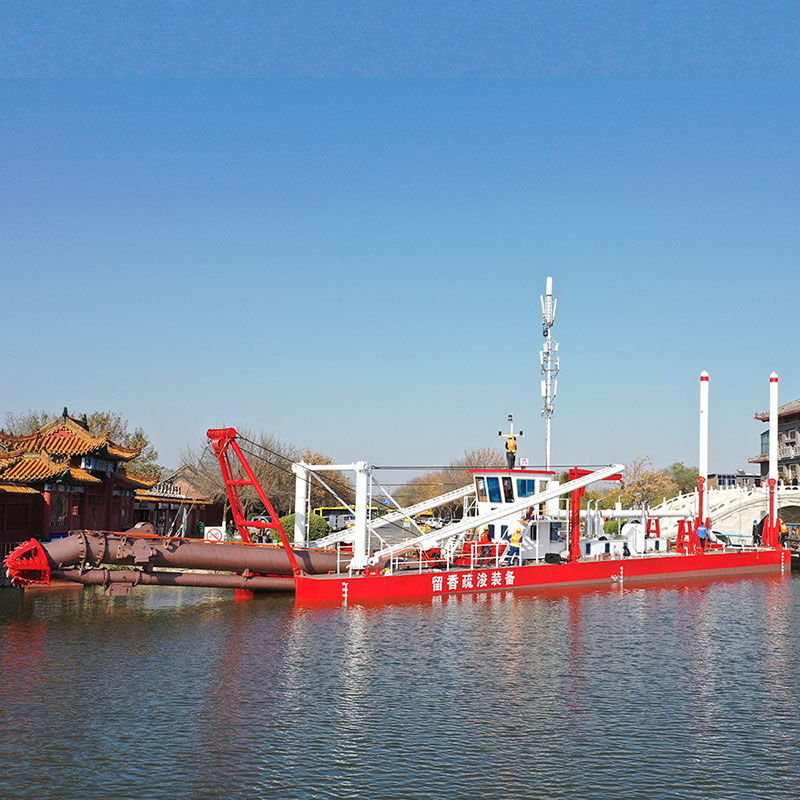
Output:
[[2, 574, 800, 800]]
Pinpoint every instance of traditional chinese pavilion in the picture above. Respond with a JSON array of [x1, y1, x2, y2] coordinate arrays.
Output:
[[0, 410, 152, 544]]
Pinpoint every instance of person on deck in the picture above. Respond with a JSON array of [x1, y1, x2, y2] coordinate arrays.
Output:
[[752, 519, 761, 546], [779, 519, 789, 546], [505, 527, 523, 566], [696, 521, 709, 551], [478, 526, 493, 567], [505, 435, 517, 468]]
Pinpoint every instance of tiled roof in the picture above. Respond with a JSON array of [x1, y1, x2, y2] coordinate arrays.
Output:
[[66, 467, 103, 485], [0, 416, 141, 460], [0, 483, 38, 495], [754, 397, 800, 422], [117, 473, 158, 489], [134, 488, 214, 505], [0, 453, 102, 485]]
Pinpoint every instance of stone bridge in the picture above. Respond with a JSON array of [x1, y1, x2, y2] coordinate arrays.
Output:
[[651, 485, 800, 539]]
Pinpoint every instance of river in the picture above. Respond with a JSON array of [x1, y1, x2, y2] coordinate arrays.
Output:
[[1, 574, 799, 799]]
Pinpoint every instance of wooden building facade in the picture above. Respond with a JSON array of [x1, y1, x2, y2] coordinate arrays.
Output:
[[0, 412, 151, 543]]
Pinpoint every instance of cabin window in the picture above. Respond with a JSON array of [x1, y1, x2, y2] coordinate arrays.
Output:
[[475, 477, 488, 502], [487, 524, 495, 540], [516, 479, 537, 498], [486, 477, 502, 503], [500, 525, 508, 540], [502, 476, 514, 503]]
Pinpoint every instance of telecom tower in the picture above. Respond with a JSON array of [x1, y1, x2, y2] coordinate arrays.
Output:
[[540, 276, 559, 469]]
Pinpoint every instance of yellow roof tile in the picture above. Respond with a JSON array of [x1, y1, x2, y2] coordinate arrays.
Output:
[[0, 416, 141, 460], [0, 453, 101, 485], [0, 483, 38, 494]]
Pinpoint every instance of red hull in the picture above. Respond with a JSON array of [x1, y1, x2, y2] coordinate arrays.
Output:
[[295, 548, 789, 605]]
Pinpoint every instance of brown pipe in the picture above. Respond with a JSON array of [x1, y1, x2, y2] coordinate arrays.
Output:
[[40, 530, 349, 576], [52, 568, 295, 591]]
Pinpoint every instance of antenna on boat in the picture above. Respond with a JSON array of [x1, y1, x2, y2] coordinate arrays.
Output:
[[540, 276, 559, 469]]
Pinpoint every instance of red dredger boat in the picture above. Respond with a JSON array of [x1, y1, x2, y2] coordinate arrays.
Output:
[[4, 421, 789, 605], [5, 280, 790, 605]]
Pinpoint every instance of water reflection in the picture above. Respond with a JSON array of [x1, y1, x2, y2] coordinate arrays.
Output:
[[2, 576, 800, 799]]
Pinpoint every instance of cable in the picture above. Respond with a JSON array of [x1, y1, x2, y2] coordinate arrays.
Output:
[[236, 444, 356, 503]]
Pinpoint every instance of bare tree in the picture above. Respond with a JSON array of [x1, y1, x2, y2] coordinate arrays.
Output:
[[298, 449, 355, 510], [179, 431, 354, 519], [395, 447, 505, 516], [617, 456, 680, 508]]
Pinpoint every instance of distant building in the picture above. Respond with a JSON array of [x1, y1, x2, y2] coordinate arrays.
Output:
[[749, 398, 800, 482], [133, 465, 223, 537], [0, 411, 151, 544], [708, 471, 761, 489]]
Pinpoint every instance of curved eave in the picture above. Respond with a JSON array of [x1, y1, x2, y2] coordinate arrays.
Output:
[[67, 467, 103, 485], [102, 443, 143, 461], [0, 483, 38, 495], [117, 473, 158, 489]]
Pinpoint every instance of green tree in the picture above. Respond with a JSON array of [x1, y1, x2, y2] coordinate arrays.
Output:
[[83, 411, 161, 478], [279, 513, 330, 541], [666, 461, 699, 495]]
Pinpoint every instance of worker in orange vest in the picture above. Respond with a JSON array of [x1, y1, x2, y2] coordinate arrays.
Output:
[[506, 527, 523, 565], [505, 434, 517, 468], [779, 519, 789, 546], [478, 526, 493, 566]]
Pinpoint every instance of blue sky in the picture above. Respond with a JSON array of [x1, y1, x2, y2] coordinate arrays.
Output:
[[2, 8, 799, 475], [2, 2, 799, 77]]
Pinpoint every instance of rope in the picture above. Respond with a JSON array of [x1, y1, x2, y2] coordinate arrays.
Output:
[[236, 437, 358, 500]]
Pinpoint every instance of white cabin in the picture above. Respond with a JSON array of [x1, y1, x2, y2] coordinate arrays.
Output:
[[469, 468, 567, 560], [468, 467, 668, 561]]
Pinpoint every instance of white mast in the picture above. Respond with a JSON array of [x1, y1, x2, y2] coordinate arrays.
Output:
[[768, 372, 779, 546], [540, 276, 559, 469], [698, 371, 709, 524], [698, 371, 709, 486]]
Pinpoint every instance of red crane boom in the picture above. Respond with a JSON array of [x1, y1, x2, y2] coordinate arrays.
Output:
[[206, 428, 302, 577]]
